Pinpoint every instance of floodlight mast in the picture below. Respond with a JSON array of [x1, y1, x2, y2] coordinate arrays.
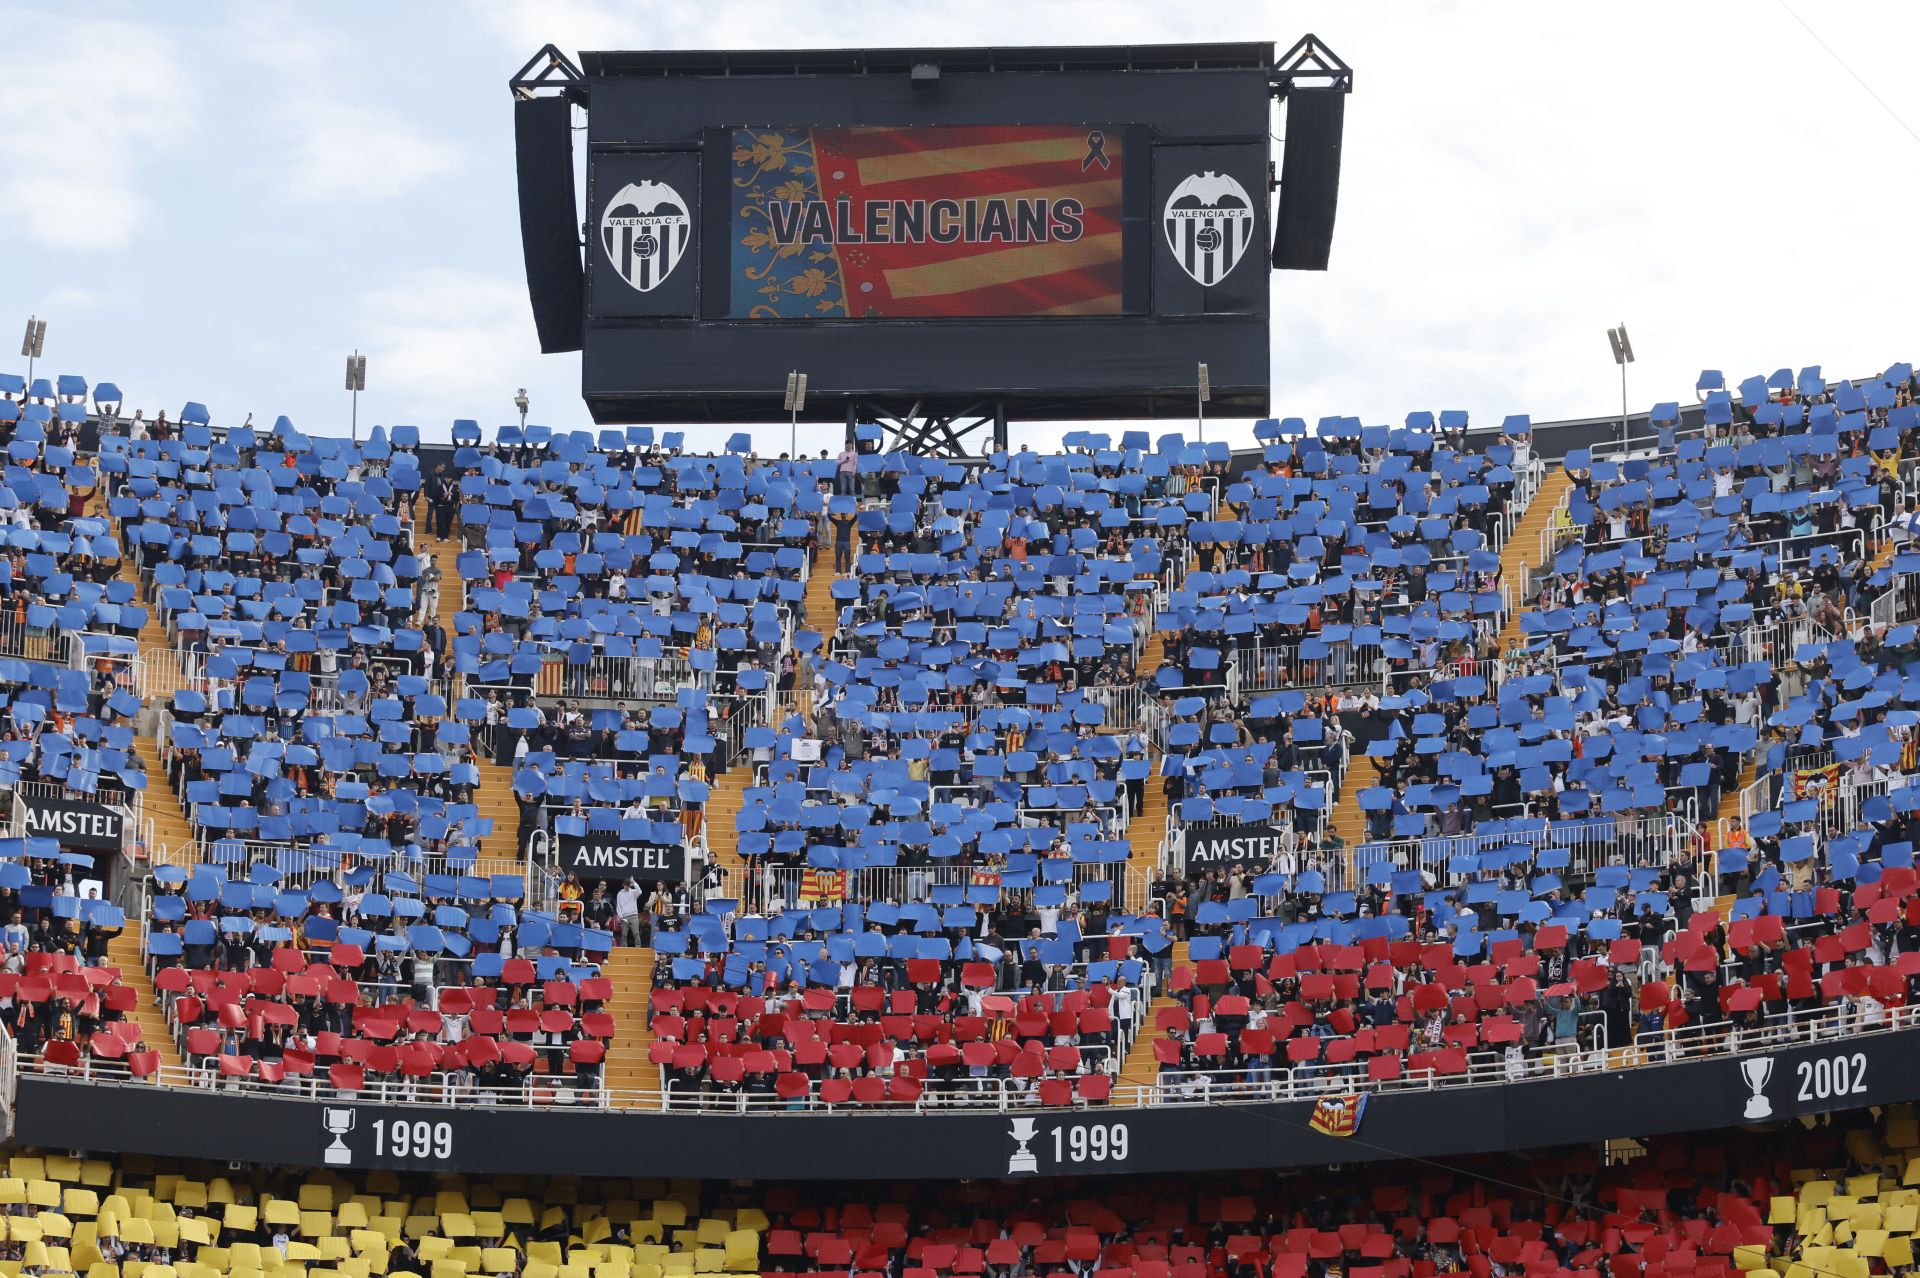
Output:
[[1607, 325, 1634, 448]]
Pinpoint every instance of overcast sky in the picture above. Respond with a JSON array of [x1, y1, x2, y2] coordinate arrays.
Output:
[[8, 1, 1917, 452]]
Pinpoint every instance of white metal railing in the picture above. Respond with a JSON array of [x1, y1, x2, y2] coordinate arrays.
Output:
[[0, 1024, 14, 1139], [1333, 812, 1690, 897], [0, 613, 73, 665], [21, 996, 1912, 1115]]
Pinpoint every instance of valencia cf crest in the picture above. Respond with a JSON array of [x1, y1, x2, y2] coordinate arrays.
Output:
[[1307, 1092, 1367, 1138], [1163, 170, 1255, 286], [601, 180, 691, 293]]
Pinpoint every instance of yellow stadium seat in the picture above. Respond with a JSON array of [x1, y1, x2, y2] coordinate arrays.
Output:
[[1886, 1239, 1915, 1268], [28, 1180, 61, 1207], [266, 1201, 302, 1227], [37, 1212, 74, 1239], [66, 1188, 101, 1216], [416, 1239, 453, 1262], [301, 1185, 338, 1212], [8, 1158, 45, 1180], [81, 1162, 114, 1188], [730, 1210, 768, 1234], [482, 1250, 519, 1273], [303, 1211, 336, 1238], [651, 1203, 687, 1228], [208, 1180, 237, 1207], [0, 1179, 24, 1205], [288, 1243, 325, 1262], [429, 1261, 468, 1278], [501, 1201, 536, 1227], [228, 1206, 261, 1231], [176, 1183, 211, 1210]]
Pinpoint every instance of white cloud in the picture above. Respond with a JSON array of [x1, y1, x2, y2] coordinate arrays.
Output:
[[0, 13, 197, 250], [12, 1, 1920, 443], [226, 8, 465, 205], [355, 268, 541, 421]]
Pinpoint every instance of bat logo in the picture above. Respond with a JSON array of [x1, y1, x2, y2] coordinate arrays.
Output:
[[601, 180, 691, 293], [1163, 170, 1254, 286]]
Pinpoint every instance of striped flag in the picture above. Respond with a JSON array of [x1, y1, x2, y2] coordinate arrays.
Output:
[[799, 868, 848, 904]]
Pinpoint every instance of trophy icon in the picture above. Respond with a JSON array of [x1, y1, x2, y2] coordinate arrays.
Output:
[[322, 1107, 356, 1165], [1739, 1058, 1774, 1120], [1007, 1117, 1039, 1175]]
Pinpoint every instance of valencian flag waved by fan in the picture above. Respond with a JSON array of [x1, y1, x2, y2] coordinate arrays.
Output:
[[730, 124, 1125, 319], [1307, 1093, 1368, 1138], [1791, 761, 1843, 804], [798, 868, 848, 904]]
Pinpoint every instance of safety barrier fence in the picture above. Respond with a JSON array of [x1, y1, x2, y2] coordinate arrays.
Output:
[[19, 994, 1904, 1114]]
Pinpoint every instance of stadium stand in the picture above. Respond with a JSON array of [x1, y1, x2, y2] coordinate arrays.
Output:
[[4, 1107, 1920, 1278], [6, 357, 1920, 1119]]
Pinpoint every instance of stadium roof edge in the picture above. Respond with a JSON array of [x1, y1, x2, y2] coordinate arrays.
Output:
[[579, 43, 1278, 79]]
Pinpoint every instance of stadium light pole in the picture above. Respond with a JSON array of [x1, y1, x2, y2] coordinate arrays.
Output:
[[1190, 362, 1205, 443], [784, 370, 808, 459], [344, 351, 367, 443], [514, 387, 530, 433], [21, 316, 47, 385], [1606, 325, 1634, 449]]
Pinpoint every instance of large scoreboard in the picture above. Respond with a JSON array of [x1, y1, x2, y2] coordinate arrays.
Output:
[[572, 44, 1279, 424]]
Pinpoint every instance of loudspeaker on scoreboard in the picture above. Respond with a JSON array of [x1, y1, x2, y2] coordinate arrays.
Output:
[[1271, 87, 1345, 271]]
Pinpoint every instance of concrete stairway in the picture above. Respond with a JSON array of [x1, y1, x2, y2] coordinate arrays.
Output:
[[416, 525, 523, 865], [115, 558, 199, 865], [1123, 779, 1170, 906], [1114, 939, 1188, 1098], [1711, 757, 1757, 840], [599, 946, 657, 1106], [106, 932, 183, 1070], [702, 765, 752, 891], [1490, 469, 1572, 657], [1325, 756, 1382, 886]]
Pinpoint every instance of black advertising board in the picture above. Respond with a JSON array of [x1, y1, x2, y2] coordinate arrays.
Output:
[[1184, 822, 1292, 870], [572, 44, 1275, 423], [20, 1025, 1920, 1179], [555, 832, 687, 881], [20, 794, 125, 852]]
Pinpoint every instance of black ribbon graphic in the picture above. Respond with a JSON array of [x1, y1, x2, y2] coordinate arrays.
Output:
[[1082, 130, 1110, 172]]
